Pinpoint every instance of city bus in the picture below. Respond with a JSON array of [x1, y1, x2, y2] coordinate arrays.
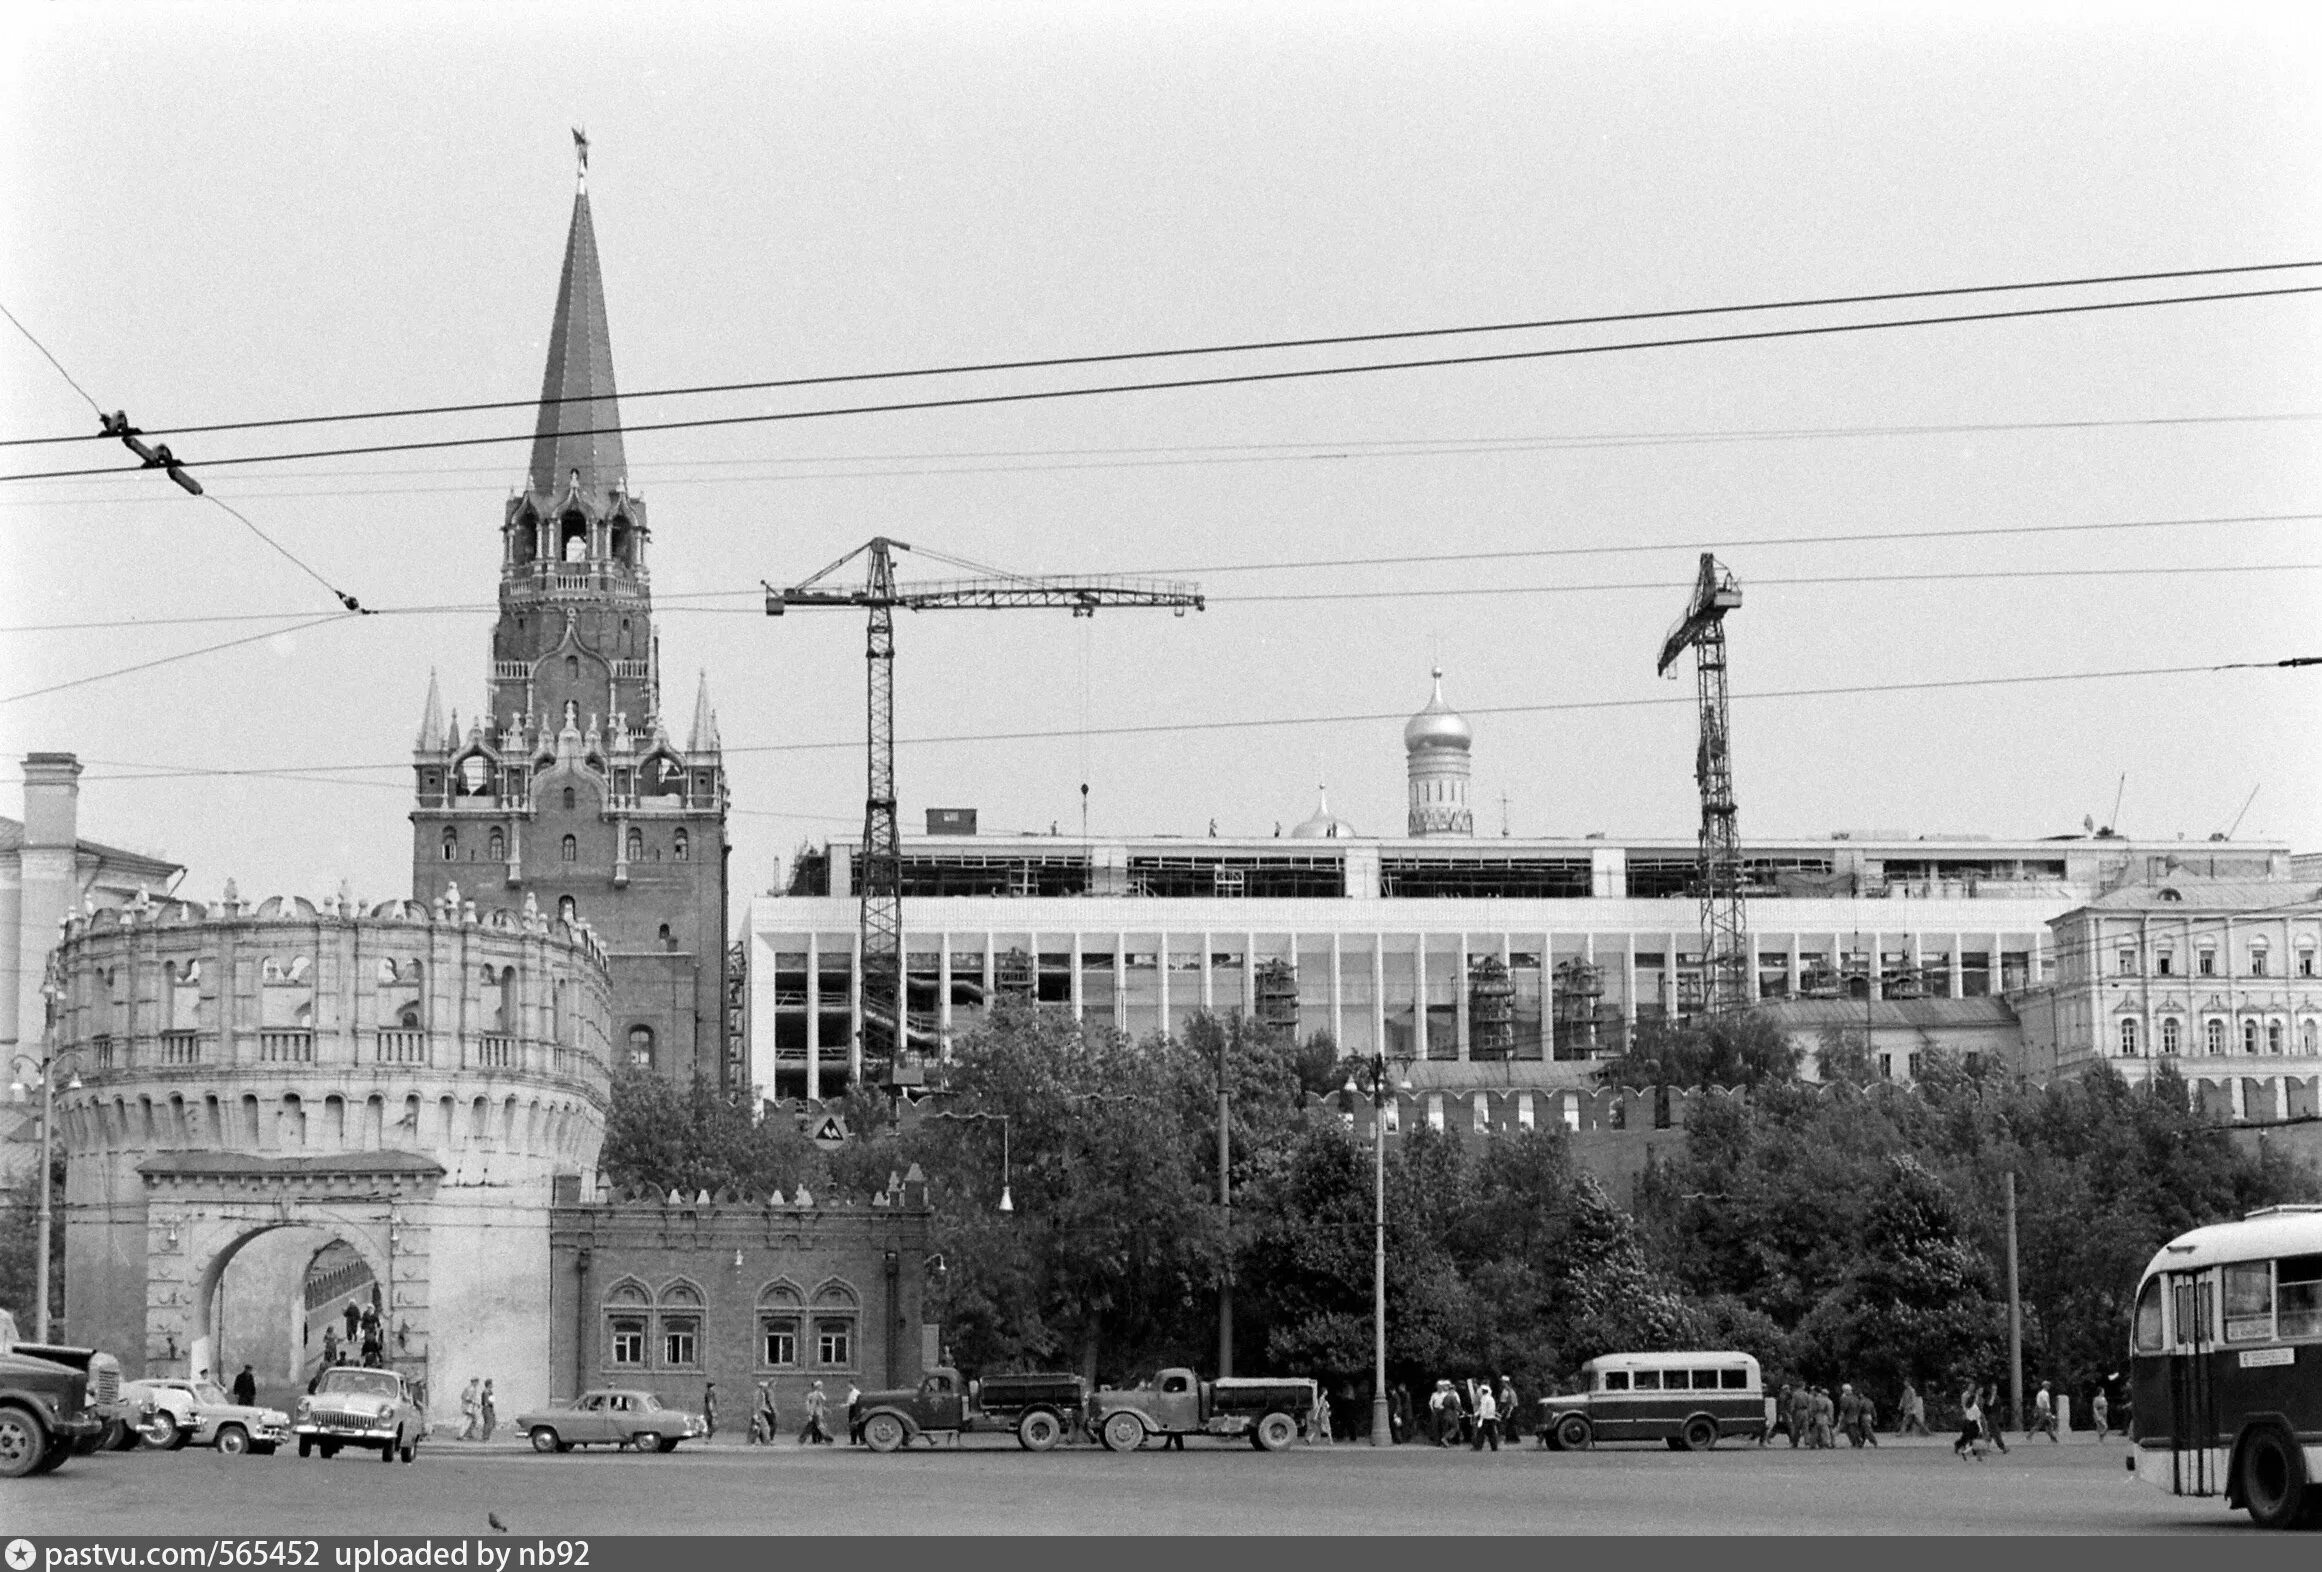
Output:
[[1537, 1350, 1765, 1451], [2128, 1204, 2322, 1529]]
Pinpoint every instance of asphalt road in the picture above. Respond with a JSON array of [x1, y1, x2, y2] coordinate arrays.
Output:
[[1, 1434, 2269, 1536]]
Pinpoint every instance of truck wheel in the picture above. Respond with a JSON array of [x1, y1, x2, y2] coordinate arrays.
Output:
[[1254, 1412, 1297, 1452], [104, 1418, 141, 1452], [30, 1438, 73, 1475], [0, 1405, 51, 1479], [1099, 1412, 1146, 1453], [1681, 1416, 1719, 1452], [1554, 1413, 1593, 1452], [1017, 1410, 1064, 1451], [862, 1414, 907, 1454], [217, 1423, 251, 1455], [530, 1427, 561, 1454], [2239, 1427, 2308, 1530]]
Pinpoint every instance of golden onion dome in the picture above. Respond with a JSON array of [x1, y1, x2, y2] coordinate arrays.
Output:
[[1403, 666, 1472, 752], [1290, 786, 1359, 839]]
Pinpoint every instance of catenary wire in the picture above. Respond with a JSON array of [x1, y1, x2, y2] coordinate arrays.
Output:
[[0, 613, 359, 706], [0, 300, 106, 417], [6, 540, 2317, 635], [7, 283, 2318, 484], [8, 408, 2318, 508], [4, 259, 2316, 450], [64, 655, 2316, 784]]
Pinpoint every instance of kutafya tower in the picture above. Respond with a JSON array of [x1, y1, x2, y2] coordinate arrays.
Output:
[[411, 153, 731, 1086]]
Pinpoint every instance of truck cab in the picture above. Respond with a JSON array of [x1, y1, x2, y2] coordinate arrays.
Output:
[[852, 1366, 1087, 1452], [0, 1308, 109, 1477]]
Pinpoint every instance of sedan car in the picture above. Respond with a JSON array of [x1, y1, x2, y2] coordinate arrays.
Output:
[[516, 1389, 709, 1453], [294, 1365, 421, 1462], [122, 1378, 291, 1455]]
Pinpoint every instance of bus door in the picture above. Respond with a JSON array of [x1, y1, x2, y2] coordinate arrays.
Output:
[[2164, 1268, 2219, 1496]]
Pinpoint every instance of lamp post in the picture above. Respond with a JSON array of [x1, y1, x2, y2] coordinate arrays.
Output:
[[1344, 1049, 1412, 1447], [10, 1044, 86, 1344]]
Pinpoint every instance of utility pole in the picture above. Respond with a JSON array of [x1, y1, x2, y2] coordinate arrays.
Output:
[[1217, 1028, 1232, 1378], [2005, 1169, 2023, 1437]]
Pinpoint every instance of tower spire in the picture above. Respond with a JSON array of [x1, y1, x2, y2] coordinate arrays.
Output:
[[687, 670, 722, 754], [527, 165, 625, 504], [415, 668, 446, 751]]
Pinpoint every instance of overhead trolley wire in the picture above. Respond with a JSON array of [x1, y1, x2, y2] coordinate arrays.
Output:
[[64, 654, 2317, 784], [3, 258, 2317, 451], [0, 612, 360, 707], [6, 282, 2319, 485]]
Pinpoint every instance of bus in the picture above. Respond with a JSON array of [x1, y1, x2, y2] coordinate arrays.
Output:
[[2128, 1204, 2322, 1529], [1537, 1350, 1765, 1451]]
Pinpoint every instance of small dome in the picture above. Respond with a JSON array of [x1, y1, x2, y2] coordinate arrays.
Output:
[[1403, 666, 1472, 752], [1290, 786, 1358, 839]]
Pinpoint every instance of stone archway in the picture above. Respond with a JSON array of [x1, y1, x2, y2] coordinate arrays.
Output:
[[188, 1221, 391, 1405], [138, 1152, 441, 1396]]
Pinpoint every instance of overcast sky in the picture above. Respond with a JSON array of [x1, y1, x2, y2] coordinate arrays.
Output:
[[3, 1, 2318, 907]]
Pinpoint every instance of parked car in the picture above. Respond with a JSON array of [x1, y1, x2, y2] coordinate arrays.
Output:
[[515, 1389, 710, 1453], [293, 1365, 421, 1462], [122, 1377, 290, 1455]]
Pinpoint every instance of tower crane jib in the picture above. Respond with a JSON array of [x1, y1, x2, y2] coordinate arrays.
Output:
[[765, 536, 1204, 1092], [1657, 553, 1749, 1016]]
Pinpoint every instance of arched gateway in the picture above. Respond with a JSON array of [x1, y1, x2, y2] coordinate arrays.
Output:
[[51, 884, 611, 1422]]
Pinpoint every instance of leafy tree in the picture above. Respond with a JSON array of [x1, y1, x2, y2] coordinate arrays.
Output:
[[1597, 1011, 1800, 1091], [0, 1150, 65, 1329], [597, 1067, 821, 1198]]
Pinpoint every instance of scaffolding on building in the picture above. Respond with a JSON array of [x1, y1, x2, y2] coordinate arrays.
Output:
[[1467, 956, 1515, 1060], [1552, 958, 1614, 1060], [1253, 959, 1301, 1039]]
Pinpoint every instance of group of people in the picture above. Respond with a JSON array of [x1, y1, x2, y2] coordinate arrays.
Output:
[[319, 1299, 387, 1371], [457, 1377, 498, 1441], [1771, 1383, 1881, 1448], [1413, 1376, 1521, 1450], [741, 1379, 861, 1446]]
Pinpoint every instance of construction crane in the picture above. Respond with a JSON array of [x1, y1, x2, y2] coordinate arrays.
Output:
[[767, 537, 1203, 1092], [1655, 553, 1749, 1015]]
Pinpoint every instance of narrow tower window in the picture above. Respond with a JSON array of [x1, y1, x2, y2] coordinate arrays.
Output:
[[563, 787, 576, 811], [626, 828, 643, 863], [673, 829, 689, 862], [561, 834, 578, 863], [441, 829, 457, 861], [488, 828, 505, 860]]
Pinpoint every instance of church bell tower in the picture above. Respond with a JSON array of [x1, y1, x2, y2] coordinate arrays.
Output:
[[410, 158, 732, 1087]]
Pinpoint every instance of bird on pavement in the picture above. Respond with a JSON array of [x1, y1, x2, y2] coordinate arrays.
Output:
[[487, 1514, 508, 1534]]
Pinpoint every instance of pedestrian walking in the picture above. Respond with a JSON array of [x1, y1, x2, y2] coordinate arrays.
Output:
[[480, 1378, 497, 1442], [800, 1380, 832, 1445], [1391, 1384, 1412, 1444], [1813, 1386, 1836, 1448], [1981, 1385, 2009, 1452], [1898, 1380, 1930, 1437], [1858, 1391, 1879, 1446], [1497, 1377, 1519, 1445], [749, 1381, 778, 1445], [343, 1302, 361, 1343], [2091, 1389, 2110, 1439], [322, 1327, 340, 1369], [1838, 1384, 1864, 1447], [459, 1378, 480, 1440], [1954, 1386, 1986, 1460], [2032, 1381, 2058, 1442], [1470, 1381, 1501, 1452], [703, 1381, 718, 1441], [1429, 1380, 1455, 1446], [1787, 1383, 1813, 1449], [232, 1364, 257, 1406], [846, 1382, 863, 1445]]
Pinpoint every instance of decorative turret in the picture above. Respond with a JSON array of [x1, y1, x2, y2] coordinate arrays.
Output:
[[687, 671, 722, 755], [1404, 666, 1474, 837]]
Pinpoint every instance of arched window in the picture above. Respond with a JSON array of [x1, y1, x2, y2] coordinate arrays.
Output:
[[487, 828, 505, 861], [757, 1281, 803, 1369], [2251, 942, 2270, 978], [441, 829, 457, 861], [604, 1281, 650, 1368], [563, 786, 576, 811], [2206, 1018, 2226, 1056], [626, 1025, 653, 1069], [659, 1281, 704, 1369], [626, 828, 643, 863], [2119, 1018, 2139, 1057], [2268, 1021, 2284, 1055], [561, 834, 577, 862], [2303, 1020, 2319, 1055], [2243, 1020, 2261, 1055], [673, 830, 689, 863], [558, 895, 577, 925], [2161, 1018, 2181, 1056], [810, 1280, 859, 1370]]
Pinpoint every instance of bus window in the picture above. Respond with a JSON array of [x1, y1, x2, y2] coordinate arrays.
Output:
[[1632, 1371, 1662, 1391], [1719, 1369, 1748, 1390], [2280, 1256, 2322, 1339], [1689, 1370, 1720, 1390], [2223, 1262, 2272, 1343], [1600, 1371, 1629, 1392], [2171, 1277, 2214, 1346], [2133, 1277, 2164, 1352]]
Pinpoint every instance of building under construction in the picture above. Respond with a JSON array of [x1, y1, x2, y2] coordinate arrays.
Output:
[[741, 669, 2301, 1097]]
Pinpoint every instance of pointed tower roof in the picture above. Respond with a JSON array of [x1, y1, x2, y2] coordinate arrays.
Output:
[[527, 187, 626, 503], [415, 669, 447, 751], [687, 670, 722, 753]]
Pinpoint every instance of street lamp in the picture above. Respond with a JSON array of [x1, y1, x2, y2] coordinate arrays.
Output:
[[1343, 1048, 1413, 1447], [10, 1041, 87, 1345]]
